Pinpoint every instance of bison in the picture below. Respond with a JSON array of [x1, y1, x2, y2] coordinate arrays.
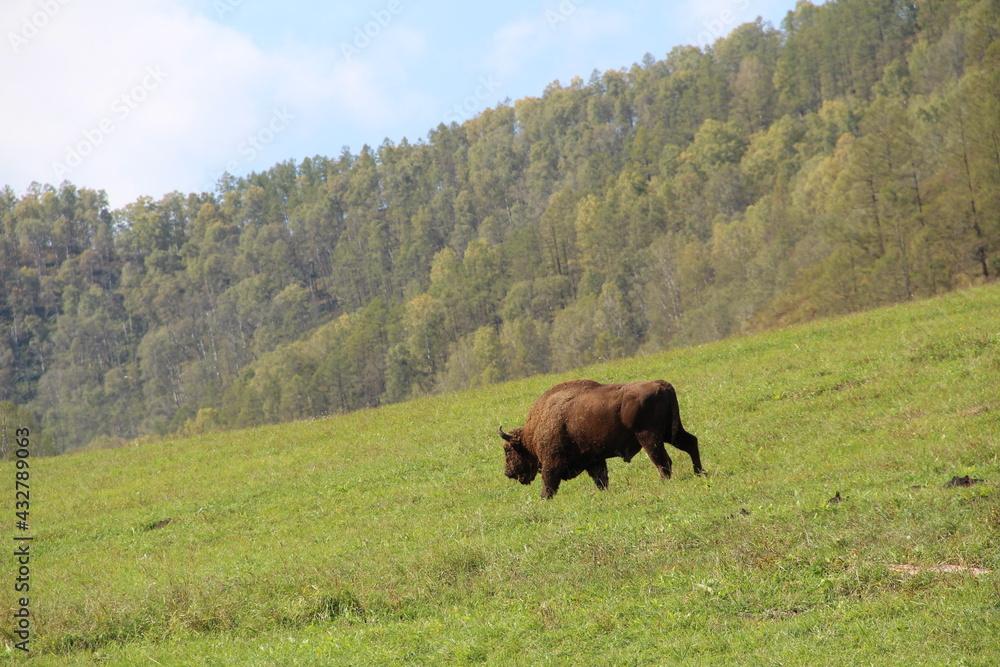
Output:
[[499, 379, 703, 498]]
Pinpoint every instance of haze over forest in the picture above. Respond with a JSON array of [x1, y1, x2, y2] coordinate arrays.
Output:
[[2, 0, 998, 454]]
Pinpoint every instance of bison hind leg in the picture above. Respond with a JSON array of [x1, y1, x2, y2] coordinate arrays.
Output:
[[637, 432, 673, 480], [587, 462, 609, 491]]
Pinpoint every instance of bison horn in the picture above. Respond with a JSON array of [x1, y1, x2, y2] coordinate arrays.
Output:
[[498, 426, 513, 442]]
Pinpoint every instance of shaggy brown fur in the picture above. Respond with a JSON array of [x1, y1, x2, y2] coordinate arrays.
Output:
[[499, 379, 703, 499]]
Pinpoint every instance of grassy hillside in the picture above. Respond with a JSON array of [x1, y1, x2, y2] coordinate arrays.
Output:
[[4, 285, 999, 665]]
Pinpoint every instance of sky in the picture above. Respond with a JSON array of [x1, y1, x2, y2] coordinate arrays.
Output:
[[1, 0, 803, 209]]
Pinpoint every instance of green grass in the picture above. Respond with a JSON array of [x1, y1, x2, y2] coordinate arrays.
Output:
[[4, 285, 1000, 665]]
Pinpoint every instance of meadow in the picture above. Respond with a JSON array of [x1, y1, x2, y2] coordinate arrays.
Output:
[[3, 284, 999, 665]]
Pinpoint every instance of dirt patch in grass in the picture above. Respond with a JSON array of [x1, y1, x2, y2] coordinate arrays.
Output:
[[943, 475, 985, 487]]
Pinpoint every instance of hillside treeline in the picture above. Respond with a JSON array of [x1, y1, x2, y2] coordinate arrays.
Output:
[[2, 0, 998, 453]]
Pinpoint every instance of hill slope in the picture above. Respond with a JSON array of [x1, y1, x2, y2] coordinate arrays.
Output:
[[5, 284, 1000, 664]]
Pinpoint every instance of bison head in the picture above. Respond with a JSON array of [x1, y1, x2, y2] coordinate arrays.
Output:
[[498, 426, 539, 485]]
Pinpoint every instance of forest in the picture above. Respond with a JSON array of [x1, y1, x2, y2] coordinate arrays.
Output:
[[1, 0, 998, 454]]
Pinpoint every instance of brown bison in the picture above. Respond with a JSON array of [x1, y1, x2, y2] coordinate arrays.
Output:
[[499, 379, 703, 498]]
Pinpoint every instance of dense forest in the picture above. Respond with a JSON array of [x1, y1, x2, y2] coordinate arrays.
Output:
[[2, 0, 999, 454]]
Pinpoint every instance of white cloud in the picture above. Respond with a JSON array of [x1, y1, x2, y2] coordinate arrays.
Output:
[[485, 17, 551, 79], [0, 0, 431, 208], [562, 6, 628, 43], [326, 26, 433, 129], [484, 5, 628, 85]]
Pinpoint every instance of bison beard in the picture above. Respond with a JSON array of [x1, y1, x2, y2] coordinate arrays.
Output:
[[499, 379, 703, 499]]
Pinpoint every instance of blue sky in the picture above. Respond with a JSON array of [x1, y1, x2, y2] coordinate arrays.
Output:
[[1, 0, 802, 209]]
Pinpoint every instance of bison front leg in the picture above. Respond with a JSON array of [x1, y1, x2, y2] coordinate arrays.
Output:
[[587, 461, 609, 491], [540, 467, 562, 499], [638, 433, 672, 480]]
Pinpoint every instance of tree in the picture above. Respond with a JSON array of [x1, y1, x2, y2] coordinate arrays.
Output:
[[501, 318, 550, 379], [0, 401, 54, 458]]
